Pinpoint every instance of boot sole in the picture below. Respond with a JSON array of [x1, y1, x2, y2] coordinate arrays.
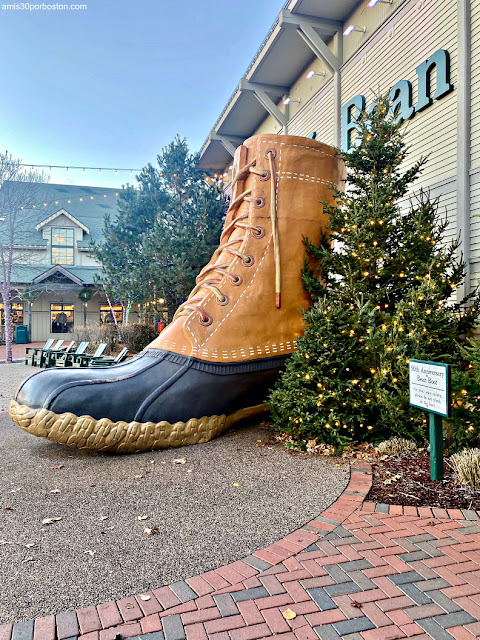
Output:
[[8, 399, 269, 453]]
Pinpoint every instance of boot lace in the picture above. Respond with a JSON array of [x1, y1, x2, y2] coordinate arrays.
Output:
[[175, 150, 279, 326]]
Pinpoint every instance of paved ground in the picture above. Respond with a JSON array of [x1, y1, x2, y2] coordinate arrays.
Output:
[[0, 343, 43, 364], [3, 465, 480, 640], [0, 363, 35, 411], [4, 366, 480, 640], [0, 364, 349, 624]]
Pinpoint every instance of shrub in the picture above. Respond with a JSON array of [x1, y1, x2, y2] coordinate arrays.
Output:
[[375, 437, 417, 457], [118, 324, 158, 353], [72, 323, 158, 355], [450, 448, 480, 488], [72, 324, 117, 355]]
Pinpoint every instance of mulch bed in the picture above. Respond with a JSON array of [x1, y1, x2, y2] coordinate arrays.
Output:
[[366, 452, 480, 510]]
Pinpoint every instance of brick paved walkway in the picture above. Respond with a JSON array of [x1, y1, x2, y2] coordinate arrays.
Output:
[[2, 463, 480, 640], [0, 342, 43, 363]]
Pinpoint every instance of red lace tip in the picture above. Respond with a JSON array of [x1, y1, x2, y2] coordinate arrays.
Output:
[[276, 293, 281, 309]]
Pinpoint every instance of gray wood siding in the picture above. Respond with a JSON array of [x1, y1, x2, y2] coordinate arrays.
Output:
[[471, 0, 480, 167], [288, 80, 335, 145], [470, 0, 480, 288], [341, 0, 457, 191]]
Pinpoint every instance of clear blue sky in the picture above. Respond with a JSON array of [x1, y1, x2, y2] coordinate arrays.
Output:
[[0, 0, 282, 188]]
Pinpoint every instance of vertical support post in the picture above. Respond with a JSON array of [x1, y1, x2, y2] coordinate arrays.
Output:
[[153, 286, 157, 330], [333, 30, 343, 149], [28, 301, 32, 342], [457, 0, 471, 302], [83, 303, 87, 327], [283, 98, 289, 135], [429, 412, 444, 480]]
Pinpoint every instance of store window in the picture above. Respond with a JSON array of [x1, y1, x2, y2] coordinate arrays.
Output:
[[100, 304, 123, 324], [0, 303, 23, 325], [51, 227, 74, 265], [51, 303, 74, 333]]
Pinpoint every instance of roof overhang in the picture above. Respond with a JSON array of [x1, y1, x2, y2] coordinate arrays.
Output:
[[199, 0, 359, 172], [35, 208, 90, 234], [33, 265, 84, 285]]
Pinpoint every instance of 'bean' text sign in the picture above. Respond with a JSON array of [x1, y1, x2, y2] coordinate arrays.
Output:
[[409, 359, 451, 418]]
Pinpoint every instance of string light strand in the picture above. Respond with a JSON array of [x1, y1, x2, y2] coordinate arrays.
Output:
[[19, 164, 141, 175], [19, 192, 121, 211]]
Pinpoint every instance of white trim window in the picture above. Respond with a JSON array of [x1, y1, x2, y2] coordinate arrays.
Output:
[[51, 228, 75, 265]]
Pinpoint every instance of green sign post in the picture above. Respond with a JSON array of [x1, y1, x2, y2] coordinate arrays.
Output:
[[409, 359, 451, 481]]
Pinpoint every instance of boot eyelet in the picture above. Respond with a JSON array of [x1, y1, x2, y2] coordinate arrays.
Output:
[[251, 226, 265, 239], [259, 169, 270, 181], [242, 254, 255, 267], [199, 313, 213, 326], [253, 197, 265, 209], [265, 148, 276, 159], [230, 275, 243, 286], [216, 294, 229, 306]]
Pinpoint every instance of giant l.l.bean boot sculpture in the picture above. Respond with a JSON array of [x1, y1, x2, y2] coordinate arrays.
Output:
[[10, 134, 344, 453]]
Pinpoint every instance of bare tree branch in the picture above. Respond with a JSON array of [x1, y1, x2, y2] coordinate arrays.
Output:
[[0, 152, 48, 362]]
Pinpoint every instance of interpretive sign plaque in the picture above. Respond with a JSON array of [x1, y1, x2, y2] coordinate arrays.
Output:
[[409, 359, 451, 418], [409, 359, 451, 481]]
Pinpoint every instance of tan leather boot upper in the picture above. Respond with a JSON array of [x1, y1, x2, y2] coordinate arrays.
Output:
[[148, 134, 344, 362]]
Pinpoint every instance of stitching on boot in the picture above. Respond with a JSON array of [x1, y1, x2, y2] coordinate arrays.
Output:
[[182, 137, 328, 361], [265, 140, 337, 158], [280, 171, 330, 185], [187, 234, 273, 353], [185, 139, 274, 355]]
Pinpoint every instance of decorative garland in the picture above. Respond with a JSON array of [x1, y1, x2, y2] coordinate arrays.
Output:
[[78, 287, 93, 303], [22, 287, 39, 303]]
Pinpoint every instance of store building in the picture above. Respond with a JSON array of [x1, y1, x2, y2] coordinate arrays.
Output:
[[3, 183, 138, 342], [199, 0, 474, 301]]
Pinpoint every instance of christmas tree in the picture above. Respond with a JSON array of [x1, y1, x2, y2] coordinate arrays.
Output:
[[447, 338, 480, 452], [269, 95, 480, 450]]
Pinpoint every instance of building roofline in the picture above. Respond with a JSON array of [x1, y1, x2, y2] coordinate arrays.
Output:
[[199, 0, 359, 171], [33, 265, 84, 285], [199, 0, 292, 158], [36, 208, 90, 234]]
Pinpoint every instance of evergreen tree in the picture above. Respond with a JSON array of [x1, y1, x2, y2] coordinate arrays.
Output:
[[94, 136, 226, 322], [269, 95, 479, 449], [447, 338, 480, 452], [142, 137, 226, 319], [92, 179, 165, 323]]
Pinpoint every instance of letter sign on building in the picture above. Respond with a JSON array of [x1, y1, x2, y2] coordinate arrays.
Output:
[[341, 49, 454, 151]]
